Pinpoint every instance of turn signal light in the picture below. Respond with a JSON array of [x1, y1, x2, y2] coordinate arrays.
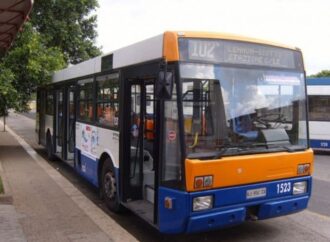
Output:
[[297, 164, 310, 175], [164, 197, 173, 209]]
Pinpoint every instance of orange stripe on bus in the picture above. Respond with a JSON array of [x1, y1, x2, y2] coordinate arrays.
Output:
[[185, 149, 313, 192], [163, 31, 179, 62]]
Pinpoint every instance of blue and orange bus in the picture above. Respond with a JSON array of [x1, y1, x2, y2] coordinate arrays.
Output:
[[36, 31, 313, 233]]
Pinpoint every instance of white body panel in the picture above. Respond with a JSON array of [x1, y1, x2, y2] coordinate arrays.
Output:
[[52, 34, 164, 83], [75, 122, 120, 167], [309, 121, 330, 141], [53, 57, 102, 83], [113, 34, 163, 69], [307, 85, 330, 96]]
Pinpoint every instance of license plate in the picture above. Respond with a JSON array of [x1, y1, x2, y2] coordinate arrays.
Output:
[[246, 187, 267, 199]]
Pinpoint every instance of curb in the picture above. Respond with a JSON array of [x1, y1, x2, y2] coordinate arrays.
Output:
[[1, 116, 138, 242], [0, 159, 13, 204]]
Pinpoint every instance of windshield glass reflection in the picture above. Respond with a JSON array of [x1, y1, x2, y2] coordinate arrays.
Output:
[[180, 63, 308, 157]]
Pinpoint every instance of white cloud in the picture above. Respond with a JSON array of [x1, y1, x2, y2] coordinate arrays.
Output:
[[96, 0, 330, 75]]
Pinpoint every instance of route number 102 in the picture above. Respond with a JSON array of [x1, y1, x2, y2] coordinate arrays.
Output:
[[190, 40, 220, 60]]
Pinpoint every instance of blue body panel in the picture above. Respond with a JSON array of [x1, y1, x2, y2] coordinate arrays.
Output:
[[158, 188, 190, 234], [257, 196, 309, 219], [158, 176, 312, 234], [74, 148, 120, 197], [186, 207, 246, 233], [75, 148, 99, 187], [310, 139, 330, 150], [307, 78, 330, 85]]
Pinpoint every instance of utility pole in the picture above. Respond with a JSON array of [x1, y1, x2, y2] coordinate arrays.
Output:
[[3, 105, 6, 132], [2, 101, 6, 132]]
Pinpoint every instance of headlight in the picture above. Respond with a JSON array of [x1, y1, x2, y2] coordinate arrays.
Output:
[[293, 181, 307, 195], [193, 195, 213, 211]]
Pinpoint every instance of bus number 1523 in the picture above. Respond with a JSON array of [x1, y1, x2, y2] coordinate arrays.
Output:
[[277, 182, 291, 194]]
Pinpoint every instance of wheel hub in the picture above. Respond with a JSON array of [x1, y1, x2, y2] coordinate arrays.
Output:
[[104, 171, 116, 199]]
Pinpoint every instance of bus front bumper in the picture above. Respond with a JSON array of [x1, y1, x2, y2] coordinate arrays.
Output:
[[158, 176, 312, 234], [186, 195, 309, 233]]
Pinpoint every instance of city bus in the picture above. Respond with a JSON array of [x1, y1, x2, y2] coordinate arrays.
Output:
[[36, 31, 313, 234], [307, 77, 330, 151]]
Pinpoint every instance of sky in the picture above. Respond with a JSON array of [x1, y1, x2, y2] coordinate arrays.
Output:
[[96, 0, 330, 75]]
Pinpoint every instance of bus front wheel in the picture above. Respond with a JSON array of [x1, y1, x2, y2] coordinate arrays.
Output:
[[102, 159, 122, 212]]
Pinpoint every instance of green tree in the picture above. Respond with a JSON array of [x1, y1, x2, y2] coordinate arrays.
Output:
[[0, 1, 101, 114], [31, 0, 102, 64], [0, 64, 17, 115], [0, 23, 65, 113], [309, 70, 330, 78]]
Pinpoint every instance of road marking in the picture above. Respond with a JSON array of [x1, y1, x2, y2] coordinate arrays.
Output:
[[1, 120, 138, 242]]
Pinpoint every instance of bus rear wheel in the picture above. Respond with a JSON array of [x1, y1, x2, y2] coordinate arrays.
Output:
[[102, 159, 122, 212]]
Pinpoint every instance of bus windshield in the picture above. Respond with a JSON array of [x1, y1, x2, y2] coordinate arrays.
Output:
[[180, 63, 308, 157]]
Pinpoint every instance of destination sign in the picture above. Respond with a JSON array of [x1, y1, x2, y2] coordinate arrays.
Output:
[[179, 38, 302, 70]]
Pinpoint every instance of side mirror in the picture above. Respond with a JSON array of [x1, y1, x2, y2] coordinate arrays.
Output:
[[156, 71, 174, 99]]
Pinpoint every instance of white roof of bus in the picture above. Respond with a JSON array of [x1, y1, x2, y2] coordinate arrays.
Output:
[[52, 31, 300, 83], [52, 34, 163, 83]]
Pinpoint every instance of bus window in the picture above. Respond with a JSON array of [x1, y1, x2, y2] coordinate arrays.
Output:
[[182, 79, 227, 150], [309, 95, 330, 121], [162, 83, 182, 186], [46, 90, 54, 115], [78, 78, 94, 122], [96, 73, 119, 128], [145, 85, 155, 140]]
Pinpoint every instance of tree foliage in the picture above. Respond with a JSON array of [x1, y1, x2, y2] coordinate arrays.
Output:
[[309, 70, 330, 78], [0, 64, 17, 115], [31, 0, 101, 64], [0, 1, 101, 115], [0, 23, 66, 114]]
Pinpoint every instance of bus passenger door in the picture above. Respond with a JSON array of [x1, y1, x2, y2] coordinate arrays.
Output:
[[55, 89, 64, 158], [128, 83, 144, 199], [123, 79, 157, 224], [66, 87, 75, 164], [38, 89, 46, 145]]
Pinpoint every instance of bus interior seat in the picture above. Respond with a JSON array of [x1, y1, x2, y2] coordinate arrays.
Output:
[[233, 115, 258, 140], [145, 118, 154, 140], [184, 117, 193, 134], [88, 106, 93, 119], [97, 106, 103, 118]]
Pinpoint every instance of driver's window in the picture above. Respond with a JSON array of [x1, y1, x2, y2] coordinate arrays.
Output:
[[182, 80, 212, 136]]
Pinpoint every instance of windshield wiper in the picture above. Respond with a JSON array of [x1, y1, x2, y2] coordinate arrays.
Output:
[[187, 143, 306, 160], [212, 142, 267, 159], [186, 143, 241, 160], [253, 111, 287, 129], [281, 145, 306, 152]]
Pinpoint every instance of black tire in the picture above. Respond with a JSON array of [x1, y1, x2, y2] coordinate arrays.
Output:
[[101, 158, 122, 212], [46, 133, 56, 161]]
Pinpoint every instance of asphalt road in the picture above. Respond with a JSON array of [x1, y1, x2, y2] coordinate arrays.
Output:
[[3, 112, 330, 242]]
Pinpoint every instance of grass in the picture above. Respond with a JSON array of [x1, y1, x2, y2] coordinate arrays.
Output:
[[0, 176, 3, 194]]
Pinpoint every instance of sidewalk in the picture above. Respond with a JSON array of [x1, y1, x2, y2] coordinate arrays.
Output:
[[0, 122, 137, 242]]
